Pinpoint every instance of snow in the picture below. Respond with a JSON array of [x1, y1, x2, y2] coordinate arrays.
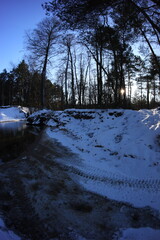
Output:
[[118, 227, 160, 240], [29, 109, 51, 117], [0, 217, 22, 240], [1, 107, 160, 240], [0, 106, 28, 122], [27, 109, 53, 125], [44, 108, 160, 211]]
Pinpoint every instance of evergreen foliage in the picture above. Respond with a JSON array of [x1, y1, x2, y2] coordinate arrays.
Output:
[[0, 60, 62, 109]]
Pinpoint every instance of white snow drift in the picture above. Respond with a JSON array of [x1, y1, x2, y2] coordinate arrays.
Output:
[[1, 106, 160, 240], [43, 108, 160, 211], [0, 106, 28, 122]]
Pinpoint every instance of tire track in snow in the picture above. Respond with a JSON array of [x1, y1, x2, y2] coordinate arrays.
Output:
[[62, 164, 160, 193]]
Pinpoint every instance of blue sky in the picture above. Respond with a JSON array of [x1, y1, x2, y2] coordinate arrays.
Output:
[[0, 0, 46, 72]]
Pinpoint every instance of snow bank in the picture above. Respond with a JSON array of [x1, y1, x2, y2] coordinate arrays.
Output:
[[27, 109, 53, 125], [118, 227, 160, 240], [46, 108, 160, 178], [29, 108, 160, 211], [0, 106, 28, 122], [0, 217, 22, 240]]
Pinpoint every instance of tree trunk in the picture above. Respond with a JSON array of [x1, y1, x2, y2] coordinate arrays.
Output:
[[147, 78, 150, 108], [65, 52, 69, 106], [140, 27, 160, 103], [112, 50, 119, 106], [41, 61, 47, 109], [69, 47, 75, 106], [96, 46, 103, 106]]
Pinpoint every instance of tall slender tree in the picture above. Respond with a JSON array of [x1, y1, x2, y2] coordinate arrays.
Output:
[[26, 17, 60, 108], [0, 69, 8, 105]]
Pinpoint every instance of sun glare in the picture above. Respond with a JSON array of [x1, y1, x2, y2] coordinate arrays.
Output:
[[120, 88, 125, 95]]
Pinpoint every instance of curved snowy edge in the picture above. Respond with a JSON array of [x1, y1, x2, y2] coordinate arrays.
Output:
[[27, 108, 160, 211], [115, 227, 160, 240], [1, 215, 160, 240], [46, 125, 160, 212], [0, 106, 29, 123], [0, 217, 22, 240]]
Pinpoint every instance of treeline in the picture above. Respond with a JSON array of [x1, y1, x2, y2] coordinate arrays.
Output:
[[42, 0, 160, 109], [30, 0, 160, 109], [55, 41, 160, 109], [1, 0, 160, 109], [0, 60, 62, 109]]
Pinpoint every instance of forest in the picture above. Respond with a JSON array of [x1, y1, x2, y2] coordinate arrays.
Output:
[[0, 0, 160, 109]]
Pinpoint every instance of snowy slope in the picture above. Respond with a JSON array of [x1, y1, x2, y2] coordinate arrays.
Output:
[[118, 227, 160, 240], [0, 106, 28, 122], [41, 108, 160, 211], [0, 217, 21, 240], [0, 107, 160, 240]]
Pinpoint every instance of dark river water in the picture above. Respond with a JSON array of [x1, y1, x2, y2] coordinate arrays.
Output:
[[0, 121, 41, 162]]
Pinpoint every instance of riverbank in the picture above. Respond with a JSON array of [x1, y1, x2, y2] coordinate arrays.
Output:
[[0, 106, 160, 239], [0, 130, 160, 240], [0, 106, 29, 123], [28, 108, 160, 210]]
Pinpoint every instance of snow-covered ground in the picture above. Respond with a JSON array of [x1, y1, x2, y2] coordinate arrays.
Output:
[[0, 106, 28, 122], [117, 227, 160, 240], [1, 107, 160, 240], [0, 217, 21, 240], [38, 108, 160, 212]]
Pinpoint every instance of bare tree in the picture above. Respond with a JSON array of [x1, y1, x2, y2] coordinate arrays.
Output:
[[26, 17, 60, 108], [60, 34, 76, 106]]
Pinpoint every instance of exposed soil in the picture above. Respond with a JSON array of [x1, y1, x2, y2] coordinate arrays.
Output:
[[0, 130, 160, 240]]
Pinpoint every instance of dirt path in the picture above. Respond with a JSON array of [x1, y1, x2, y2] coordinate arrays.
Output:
[[0, 130, 160, 240]]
